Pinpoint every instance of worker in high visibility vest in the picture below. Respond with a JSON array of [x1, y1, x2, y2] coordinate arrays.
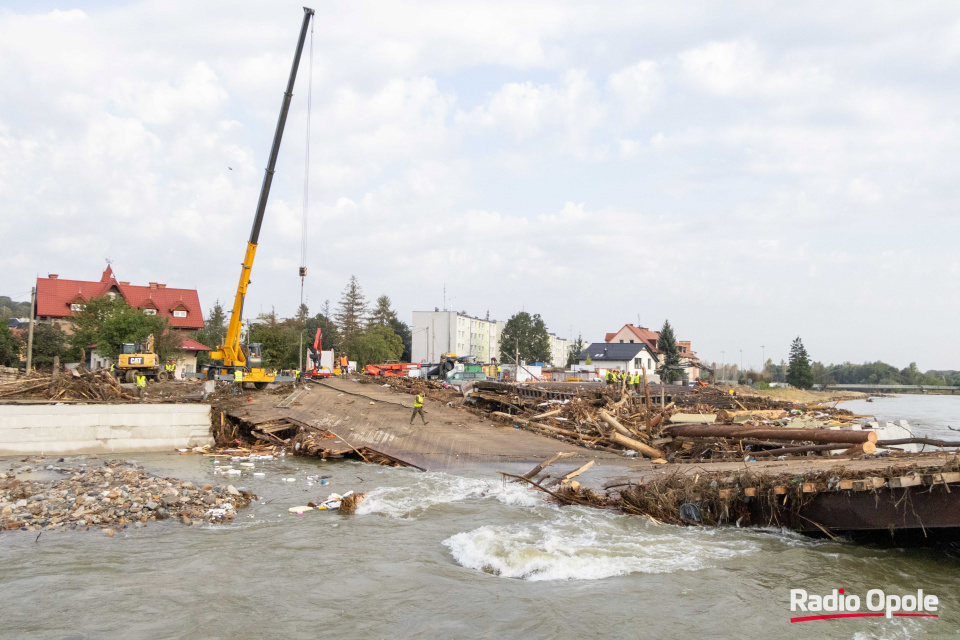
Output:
[[496, 365, 502, 381], [339, 354, 348, 378], [633, 371, 641, 391], [136, 374, 146, 402], [410, 391, 428, 425], [626, 371, 635, 394], [606, 370, 614, 385], [234, 369, 243, 395]]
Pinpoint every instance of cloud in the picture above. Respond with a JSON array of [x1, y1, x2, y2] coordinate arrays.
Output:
[[1, 2, 959, 369]]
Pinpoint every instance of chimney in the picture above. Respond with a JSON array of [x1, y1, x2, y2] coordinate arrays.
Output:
[[149, 282, 158, 289], [603, 347, 608, 357], [48, 274, 58, 280]]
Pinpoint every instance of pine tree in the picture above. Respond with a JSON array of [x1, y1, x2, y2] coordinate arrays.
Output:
[[368, 295, 398, 327], [656, 319, 682, 383], [295, 303, 310, 325], [335, 275, 367, 352], [786, 336, 814, 389], [567, 334, 585, 367]]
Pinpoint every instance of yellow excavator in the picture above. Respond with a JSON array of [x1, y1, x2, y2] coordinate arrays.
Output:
[[204, 7, 314, 389], [117, 334, 167, 383]]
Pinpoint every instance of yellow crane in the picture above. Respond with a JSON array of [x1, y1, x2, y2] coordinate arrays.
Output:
[[205, 7, 315, 389]]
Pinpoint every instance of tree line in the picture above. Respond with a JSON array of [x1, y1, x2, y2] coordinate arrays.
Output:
[[711, 336, 959, 389]]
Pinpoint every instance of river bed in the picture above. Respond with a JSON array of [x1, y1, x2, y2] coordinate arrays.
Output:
[[2, 395, 960, 639]]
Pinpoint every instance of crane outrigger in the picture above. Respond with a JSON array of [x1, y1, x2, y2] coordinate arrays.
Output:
[[205, 7, 315, 388]]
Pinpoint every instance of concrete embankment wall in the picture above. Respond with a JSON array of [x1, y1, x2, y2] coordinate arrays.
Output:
[[0, 404, 213, 455]]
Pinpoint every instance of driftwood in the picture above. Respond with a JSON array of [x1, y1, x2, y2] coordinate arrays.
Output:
[[521, 452, 576, 479], [749, 442, 877, 457], [546, 460, 596, 487], [663, 424, 877, 444], [606, 431, 664, 459], [877, 438, 960, 448], [598, 411, 635, 438], [531, 409, 562, 421]]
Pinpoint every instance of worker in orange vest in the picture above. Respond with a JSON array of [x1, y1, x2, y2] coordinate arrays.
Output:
[[339, 354, 349, 378]]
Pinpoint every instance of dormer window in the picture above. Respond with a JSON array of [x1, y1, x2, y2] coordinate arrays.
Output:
[[71, 304, 84, 312], [143, 309, 157, 316], [173, 310, 187, 318]]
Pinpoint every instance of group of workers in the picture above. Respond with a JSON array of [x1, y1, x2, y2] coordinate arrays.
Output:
[[605, 368, 646, 393]]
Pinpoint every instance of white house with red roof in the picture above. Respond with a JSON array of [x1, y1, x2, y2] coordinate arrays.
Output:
[[36, 266, 209, 377]]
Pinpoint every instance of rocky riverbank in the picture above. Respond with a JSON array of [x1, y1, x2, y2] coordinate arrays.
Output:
[[0, 459, 255, 533]]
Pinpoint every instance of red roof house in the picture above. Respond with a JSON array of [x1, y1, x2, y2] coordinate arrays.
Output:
[[36, 266, 205, 330]]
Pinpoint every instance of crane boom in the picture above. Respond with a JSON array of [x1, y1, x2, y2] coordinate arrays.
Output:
[[208, 7, 314, 383]]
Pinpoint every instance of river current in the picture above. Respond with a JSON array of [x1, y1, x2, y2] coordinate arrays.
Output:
[[2, 395, 960, 639]]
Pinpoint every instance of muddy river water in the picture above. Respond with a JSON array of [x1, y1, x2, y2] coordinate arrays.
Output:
[[2, 395, 960, 639]]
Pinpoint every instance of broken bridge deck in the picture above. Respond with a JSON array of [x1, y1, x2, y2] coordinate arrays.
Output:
[[225, 378, 628, 473]]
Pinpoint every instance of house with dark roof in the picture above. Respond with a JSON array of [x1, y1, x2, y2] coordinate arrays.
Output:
[[604, 323, 701, 382], [576, 342, 661, 383], [36, 266, 204, 330]]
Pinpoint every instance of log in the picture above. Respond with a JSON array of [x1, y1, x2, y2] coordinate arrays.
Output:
[[717, 409, 787, 423], [750, 442, 877, 457], [492, 412, 583, 439], [599, 411, 635, 438], [877, 437, 960, 448], [521, 452, 576, 479], [531, 409, 562, 421], [546, 460, 596, 487], [669, 413, 717, 424], [605, 431, 664, 459], [663, 424, 877, 444]]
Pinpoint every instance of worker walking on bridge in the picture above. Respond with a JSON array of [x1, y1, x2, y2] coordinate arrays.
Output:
[[233, 369, 243, 395], [410, 390, 428, 425], [136, 374, 146, 402]]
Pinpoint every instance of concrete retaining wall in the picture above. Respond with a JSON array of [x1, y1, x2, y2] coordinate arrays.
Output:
[[0, 404, 213, 455]]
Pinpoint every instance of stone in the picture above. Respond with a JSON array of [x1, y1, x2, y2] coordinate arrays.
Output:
[[201, 484, 214, 491], [1, 506, 11, 516], [145, 501, 158, 510], [226, 485, 240, 496]]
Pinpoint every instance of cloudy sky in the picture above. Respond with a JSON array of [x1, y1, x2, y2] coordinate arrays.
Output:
[[1, 1, 958, 370]]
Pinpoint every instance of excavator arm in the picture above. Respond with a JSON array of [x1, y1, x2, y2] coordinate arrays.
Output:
[[209, 7, 315, 375]]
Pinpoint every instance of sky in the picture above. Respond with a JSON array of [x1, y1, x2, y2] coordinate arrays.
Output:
[[1, 1, 958, 371]]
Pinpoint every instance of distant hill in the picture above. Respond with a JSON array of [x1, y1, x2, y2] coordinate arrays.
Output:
[[0, 296, 31, 320]]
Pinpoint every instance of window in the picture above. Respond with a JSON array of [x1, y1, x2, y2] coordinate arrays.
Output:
[[634, 357, 641, 368], [70, 304, 84, 312], [173, 310, 187, 318], [143, 309, 157, 316]]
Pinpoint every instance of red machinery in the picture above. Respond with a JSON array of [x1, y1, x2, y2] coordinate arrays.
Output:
[[304, 328, 333, 379], [365, 362, 421, 377]]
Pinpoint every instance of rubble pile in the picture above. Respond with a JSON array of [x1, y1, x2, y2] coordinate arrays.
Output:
[[480, 381, 897, 462], [0, 369, 134, 402], [0, 460, 255, 533]]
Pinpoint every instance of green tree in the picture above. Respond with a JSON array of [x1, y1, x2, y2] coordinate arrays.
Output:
[[69, 296, 181, 362], [248, 323, 299, 370], [295, 303, 310, 324], [0, 296, 32, 320], [389, 317, 412, 361], [0, 322, 19, 366], [335, 276, 367, 353], [351, 324, 403, 367], [567, 334, 585, 367], [499, 311, 551, 364], [18, 323, 69, 369], [786, 336, 814, 389], [656, 320, 683, 383], [368, 295, 398, 327]]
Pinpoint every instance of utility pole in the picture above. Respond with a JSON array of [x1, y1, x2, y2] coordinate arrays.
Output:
[[761, 345, 765, 372], [25, 287, 36, 372], [720, 350, 725, 383]]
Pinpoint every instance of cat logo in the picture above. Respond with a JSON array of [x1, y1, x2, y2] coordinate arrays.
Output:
[[129, 357, 144, 365]]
